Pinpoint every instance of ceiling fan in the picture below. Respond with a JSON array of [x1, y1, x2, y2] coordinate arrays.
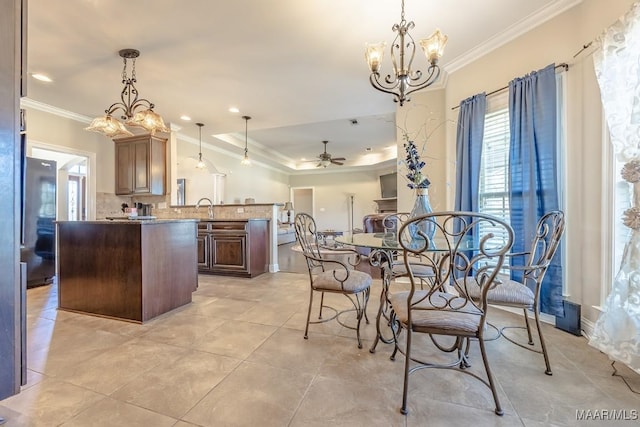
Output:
[[317, 140, 346, 167]]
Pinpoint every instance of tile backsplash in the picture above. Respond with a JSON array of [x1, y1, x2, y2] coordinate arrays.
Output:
[[96, 192, 133, 219], [96, 192, 278, 220]]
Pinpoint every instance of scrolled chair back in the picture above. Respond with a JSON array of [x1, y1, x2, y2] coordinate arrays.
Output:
[[293, 212, 361, 276], [382, 212, 411, 234], [397, 211, 514, 316], [294, 212, 324, 272], [527, 210, 565, 271]]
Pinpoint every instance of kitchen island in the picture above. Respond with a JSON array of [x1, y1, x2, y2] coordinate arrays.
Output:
[[56, 219, 198, 323]]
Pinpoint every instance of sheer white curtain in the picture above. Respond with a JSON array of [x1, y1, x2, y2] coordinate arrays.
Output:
[[589, 1, 640, 374]]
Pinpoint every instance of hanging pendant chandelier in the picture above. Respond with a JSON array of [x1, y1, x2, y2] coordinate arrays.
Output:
[[195, 122, 205, 169], [365, 0, 448, 106], [241, 115, 251, 166], [85, 48, 170, 138]]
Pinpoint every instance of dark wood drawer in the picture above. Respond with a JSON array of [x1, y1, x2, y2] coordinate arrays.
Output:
[[197, 222, 211, 231], [211, 222, 247, 231]]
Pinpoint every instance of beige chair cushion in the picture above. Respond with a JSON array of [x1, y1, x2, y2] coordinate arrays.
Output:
[[391, 262, 435, 278], [466, 279, 535, 306], [313, 270, 372, 293], [389, 290, 482, 334]]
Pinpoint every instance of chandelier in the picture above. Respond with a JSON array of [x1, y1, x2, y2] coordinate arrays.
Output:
[[365, 0, 448, 106], [85, 48, 169, 138], [241, 115, 251, 166]]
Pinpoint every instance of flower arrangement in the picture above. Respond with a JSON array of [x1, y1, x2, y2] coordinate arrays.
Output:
[[402, 136, 431, 189]]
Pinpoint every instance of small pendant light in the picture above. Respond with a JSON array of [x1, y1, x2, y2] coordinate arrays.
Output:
[[241, 115, 251, 166], [196, 122, 205, 169]]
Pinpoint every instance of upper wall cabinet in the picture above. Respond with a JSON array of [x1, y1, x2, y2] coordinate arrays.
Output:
[[114, 134, 167, 196]]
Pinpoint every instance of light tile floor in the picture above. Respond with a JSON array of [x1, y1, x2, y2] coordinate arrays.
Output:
[[1, 272, 639, 426]]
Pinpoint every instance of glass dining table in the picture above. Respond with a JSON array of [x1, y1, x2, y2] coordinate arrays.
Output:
[[335, 232, 478, 353]]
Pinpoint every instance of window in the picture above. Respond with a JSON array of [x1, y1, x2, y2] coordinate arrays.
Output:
[[478, 108, 510, 227], [610, 151, 632, 288], [478, 93, 511, 255], [477, 74, 566, 274]]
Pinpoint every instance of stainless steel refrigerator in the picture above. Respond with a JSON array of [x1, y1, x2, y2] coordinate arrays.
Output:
[[20, 156, 56, 288]]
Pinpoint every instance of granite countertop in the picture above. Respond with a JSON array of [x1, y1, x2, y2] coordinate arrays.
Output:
[[169, 203, 284, 208], [56, 218, 198, 224], [198, 218, 269, 222]]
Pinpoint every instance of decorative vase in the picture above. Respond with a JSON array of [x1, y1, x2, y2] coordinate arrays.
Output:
[[409, 187, 436, 240]]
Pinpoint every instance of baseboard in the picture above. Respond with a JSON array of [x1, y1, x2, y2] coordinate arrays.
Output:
[[581, 317, 595, 339]]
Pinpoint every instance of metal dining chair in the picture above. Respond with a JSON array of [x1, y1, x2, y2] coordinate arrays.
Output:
[[388, 211, 514, 416], [294, 212, 372, 348], [468, 210, 565, 375], [382, 212, 436, 288]]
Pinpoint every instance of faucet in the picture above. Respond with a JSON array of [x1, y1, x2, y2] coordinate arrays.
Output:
[[196, 197, 214, 219]]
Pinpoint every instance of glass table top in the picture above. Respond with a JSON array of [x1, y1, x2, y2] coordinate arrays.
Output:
[[335, 232, 478, 252]]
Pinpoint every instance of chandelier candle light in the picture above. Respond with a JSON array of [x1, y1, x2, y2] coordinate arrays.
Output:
[[86, 48, 169, 138], [196, 122, 205, 169], [365, 0, 447, 106], [241, 115, 251, 166]]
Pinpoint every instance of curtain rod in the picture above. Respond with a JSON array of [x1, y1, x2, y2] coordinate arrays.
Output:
[[450, 62, 569, 111]]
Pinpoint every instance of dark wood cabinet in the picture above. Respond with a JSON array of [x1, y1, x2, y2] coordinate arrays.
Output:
[[196, 232, 210, 269], [114, 134, 167, 195], [198, 219, 268, 278], [57, 220, 198, 323]]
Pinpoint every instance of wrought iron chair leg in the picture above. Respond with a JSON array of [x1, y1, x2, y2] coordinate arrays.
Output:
[[534, 306, 553, 375], [304, 288, 314, 340], [401, 328, 412, 415], [523, 308, 534, 345], [318, 291, 325, 319], [355, 293, 364, 349], [390, 343, 398, 361], [364, 288, 370, 324], [478, 337, 503, 416], [460, 337, 471, 368]]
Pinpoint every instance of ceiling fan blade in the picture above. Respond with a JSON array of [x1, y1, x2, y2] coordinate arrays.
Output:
[[331, 160, 344, 165], [332, 157, 346, 161]]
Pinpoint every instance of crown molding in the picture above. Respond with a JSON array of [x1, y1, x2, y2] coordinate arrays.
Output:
[[20, 97, 93, 124], [444, 0, 583, 74]]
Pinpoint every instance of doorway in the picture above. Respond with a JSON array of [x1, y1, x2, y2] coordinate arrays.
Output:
[[29, 144, 95, 221]]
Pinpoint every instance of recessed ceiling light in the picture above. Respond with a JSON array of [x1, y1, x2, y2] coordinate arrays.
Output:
[[180, 115, 192, 121], [229, 107, 240, 113], [32, 73, 52, 82]]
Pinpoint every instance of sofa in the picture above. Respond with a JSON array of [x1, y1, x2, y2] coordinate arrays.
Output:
[[277, 223, 296, 245]]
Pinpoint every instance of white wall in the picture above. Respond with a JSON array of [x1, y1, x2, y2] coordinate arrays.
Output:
[[176, 135, 290, 205], [289, 169, 381, 231], [394, 90, 452, 214], [415, 0, 636, 325], [25, 108, 109, 192]]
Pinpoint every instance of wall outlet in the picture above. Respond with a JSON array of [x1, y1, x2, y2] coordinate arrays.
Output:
[[237, 207, 244, 213]]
